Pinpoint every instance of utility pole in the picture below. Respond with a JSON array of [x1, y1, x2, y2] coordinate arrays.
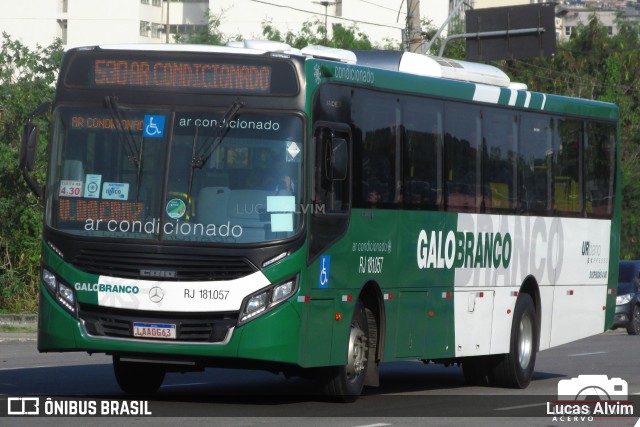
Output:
[[165, 0, 170, 44], [406, 0, 423, 53], [314, 1, 335, 44]]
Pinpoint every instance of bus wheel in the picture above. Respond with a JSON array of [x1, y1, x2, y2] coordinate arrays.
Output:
[[491, 293, 537, 388], [321, 301, 370, 402], [462, 356, 491, 386], [113, 356, 166, 394], [627, 305, 640, 335]]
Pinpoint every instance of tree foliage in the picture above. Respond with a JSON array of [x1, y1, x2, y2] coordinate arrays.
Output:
[[0, 33, 62, 312]]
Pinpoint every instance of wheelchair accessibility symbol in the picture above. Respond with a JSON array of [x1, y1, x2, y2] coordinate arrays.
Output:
[[318, 255, 330, 288], [143, 115, 165, 138]]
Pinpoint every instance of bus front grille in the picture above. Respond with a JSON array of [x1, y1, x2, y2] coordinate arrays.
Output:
[[79, 305, 237, 343], [70, 248, 256, 281]]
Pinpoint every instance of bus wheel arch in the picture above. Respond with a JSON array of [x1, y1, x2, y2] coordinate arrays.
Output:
[[319, 281, 384, 401], [358, 281, 385, 387], [519, 275, 541, 352], [491, 278, 540, 389]]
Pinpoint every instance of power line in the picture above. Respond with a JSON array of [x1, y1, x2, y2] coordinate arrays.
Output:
[[359, 0, 407, 15], [248, 0, 404, 30]]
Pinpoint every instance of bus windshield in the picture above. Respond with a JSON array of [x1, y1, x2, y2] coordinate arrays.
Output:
[[46, 106, 304, 244]]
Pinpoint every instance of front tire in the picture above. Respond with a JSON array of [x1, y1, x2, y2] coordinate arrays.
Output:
[[491, 293, 537, 388], [320, 301, 371, 402], [113, 356, 166, 394], [627, 305, 640, 335]]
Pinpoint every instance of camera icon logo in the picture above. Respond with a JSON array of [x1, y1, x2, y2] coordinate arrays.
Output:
[[558, 375, 628, 401]]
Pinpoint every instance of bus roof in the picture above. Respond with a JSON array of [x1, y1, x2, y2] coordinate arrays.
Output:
[[74, 40, 514, 88]]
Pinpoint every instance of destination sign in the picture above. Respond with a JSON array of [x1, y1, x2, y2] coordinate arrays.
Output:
[[92, 59, 272, 93]]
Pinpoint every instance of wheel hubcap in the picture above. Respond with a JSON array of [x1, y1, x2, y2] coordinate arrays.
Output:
[[345, 323, 368, 381], [518, 312, 533, 369]]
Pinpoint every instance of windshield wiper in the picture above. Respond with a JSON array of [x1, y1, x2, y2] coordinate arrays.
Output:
[[185, 98, 243, 205], [191, 98, 244, 169], [105, 96, 144, 201]]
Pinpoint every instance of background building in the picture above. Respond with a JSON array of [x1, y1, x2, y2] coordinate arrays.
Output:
[[0, 0, 450, 49]]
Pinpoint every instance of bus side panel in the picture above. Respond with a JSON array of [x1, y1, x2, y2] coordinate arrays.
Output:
[[38, 286, 79, 351], [298, 297, 336, 366], [235, 302, 303, 364], [394, 290, 427, 358], [453, 289, 495, 357], [549, 217, 611, 346], [549, 285, 607, 347], [423, 286, 455, 359], [399, 210, 457, 360], [537, 286, 555, 351]]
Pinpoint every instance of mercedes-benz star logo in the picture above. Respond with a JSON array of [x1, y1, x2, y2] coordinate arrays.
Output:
[[148, 286, 164, 303]]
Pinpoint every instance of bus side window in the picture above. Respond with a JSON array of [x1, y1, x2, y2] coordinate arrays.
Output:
[[445, 104, 481, 213], [519, 114, 553, 214], [554, 118, 583, 215], [483, 109, 517, 213], [585, 122, 616, 218], [402, 98, 442, 210]]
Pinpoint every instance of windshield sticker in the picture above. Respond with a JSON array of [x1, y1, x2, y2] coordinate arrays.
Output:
[[102, 182, 129, 200], [270, 213, 293, 232], [59, 180, 83, 198], [143, 115, 165, 138], [267, 195, 295, 213], [166, 198, 187, 219], [286, 141, 301, 162], [84, 174, 102, 199], [318, 255, 330, 288]]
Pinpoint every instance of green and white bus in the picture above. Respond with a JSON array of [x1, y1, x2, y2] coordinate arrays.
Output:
[[21, 40, 620, 400]]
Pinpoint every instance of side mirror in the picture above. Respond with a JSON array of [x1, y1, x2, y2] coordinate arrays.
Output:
[[328, 137, 348, 181], [19, 124, 38, 171], [19, 101, 51, 197]]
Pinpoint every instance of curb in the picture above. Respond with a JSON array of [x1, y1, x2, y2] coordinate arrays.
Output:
[[0, 314, 37, 342], [0, 314, 37, 328]]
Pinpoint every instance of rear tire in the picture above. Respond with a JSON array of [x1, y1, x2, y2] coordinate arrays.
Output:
[[320, 301, 371, 402], [627, 305, 640, 335], [491, 293, 537, 388], [113, 356, 166, 394]]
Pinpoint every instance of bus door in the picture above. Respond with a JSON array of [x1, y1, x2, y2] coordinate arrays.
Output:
[[308, 124, 351, 259]]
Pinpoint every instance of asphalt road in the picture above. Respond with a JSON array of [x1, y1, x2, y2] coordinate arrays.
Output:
[[1, 329, 639, 426]]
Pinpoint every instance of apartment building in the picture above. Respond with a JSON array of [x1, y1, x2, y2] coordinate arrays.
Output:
[[0, 1, 456, 50], [0, 0, 210, 48]]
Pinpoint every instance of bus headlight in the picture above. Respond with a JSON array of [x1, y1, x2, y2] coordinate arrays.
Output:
[[238, 276, 298, 326], [43, 269, 57, 292], [42, 268, 77, 315]]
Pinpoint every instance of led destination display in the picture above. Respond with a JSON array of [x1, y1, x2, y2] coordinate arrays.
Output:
[[93, 59, 272, 93]]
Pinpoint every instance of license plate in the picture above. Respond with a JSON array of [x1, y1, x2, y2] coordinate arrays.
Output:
[[132, 322, 176, 339]]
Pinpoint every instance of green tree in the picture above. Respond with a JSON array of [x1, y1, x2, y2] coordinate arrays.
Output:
[[174, 9, 231, 45], [503, 16, 640, 258], [0, 34, 62, 312], [262, 18, 383, 50]]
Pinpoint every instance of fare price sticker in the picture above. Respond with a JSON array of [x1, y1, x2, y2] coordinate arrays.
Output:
[[59, 180, 83, 198]]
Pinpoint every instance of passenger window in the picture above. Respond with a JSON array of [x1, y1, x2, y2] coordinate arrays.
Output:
[[586, 122, 616, 218], [402, 98, 442, 210], [519, 114, 553, 214], [554, 118, 583, 214], [483, 109, 517, 213], [445, 104, 481, 212]]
